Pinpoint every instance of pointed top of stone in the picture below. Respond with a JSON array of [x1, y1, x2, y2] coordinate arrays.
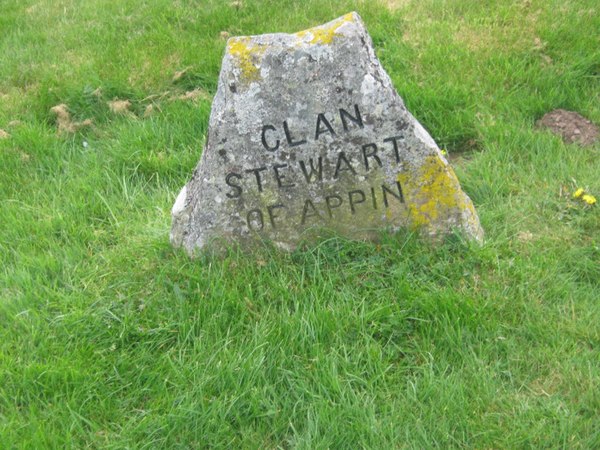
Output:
[[171, 13, 483, 255]]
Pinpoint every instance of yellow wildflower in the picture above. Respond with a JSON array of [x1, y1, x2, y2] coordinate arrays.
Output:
[[582, 194, 596, 205], [573, 188, 584, 198], [440, 149, 448, 156]]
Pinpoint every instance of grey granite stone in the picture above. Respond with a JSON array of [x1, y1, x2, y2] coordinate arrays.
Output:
[[171, 12, 483, 254]]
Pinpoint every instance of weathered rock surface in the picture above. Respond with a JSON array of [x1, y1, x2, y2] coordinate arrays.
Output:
[[171, 12, 483, 254]]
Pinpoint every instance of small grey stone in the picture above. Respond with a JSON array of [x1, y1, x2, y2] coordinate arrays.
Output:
[[171, 12, 483, 255]]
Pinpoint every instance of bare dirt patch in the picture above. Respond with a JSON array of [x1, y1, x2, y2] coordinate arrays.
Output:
[[516, 230, 534, 243], [0, 129, 10, 139], [175, 88, 211, 102], [143, 104, 159, 117], [172, 68, 190, 83], [108, 99, 133, 115], [536, 109, 599, 146], [50, 104, 92, 135], [382, 0, 412, 11]]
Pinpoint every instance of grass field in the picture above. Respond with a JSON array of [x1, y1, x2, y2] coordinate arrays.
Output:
[[1, 0, 599, 448]]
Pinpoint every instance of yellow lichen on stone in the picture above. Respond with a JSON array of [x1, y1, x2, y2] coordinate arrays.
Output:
[[397, 155, 469, 228], [227, 37, 266, 83], [295, 12, 355, 45]]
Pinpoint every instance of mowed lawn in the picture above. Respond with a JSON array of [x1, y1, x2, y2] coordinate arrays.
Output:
[[1, 0, 599, 448]]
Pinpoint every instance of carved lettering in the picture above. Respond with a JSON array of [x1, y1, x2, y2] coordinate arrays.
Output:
[[273, 164, 295, 188], [283, 120, 307, 147], [301, 199, 321, 225], [348, 189, 366, 214], [247, 209, 264, 231], [339, 104, 364, 131], [234, 106, 411, 232], [362, 143, 382, 170], [382, 181, 404, 206], [225, 172, 243, 198], [370, 186, 378, 209], [315, 113, 336, 140], [299, 157, 323, 183], [383, 136, 402, 163], [325, 194, 343, 218], [261, 124, 280, 151], [245, 167, 267, 192], [334, 152, 357, 178], [267, 204, 285, 228]]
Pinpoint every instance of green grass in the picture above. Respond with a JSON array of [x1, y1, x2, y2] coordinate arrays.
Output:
[[1, 0, 599, 448]]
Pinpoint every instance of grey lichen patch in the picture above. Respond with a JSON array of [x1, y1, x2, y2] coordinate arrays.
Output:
[[171, 12, 483, 255]]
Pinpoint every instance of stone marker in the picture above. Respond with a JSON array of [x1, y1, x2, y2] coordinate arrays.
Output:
[[171, 12, 483, 254]]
